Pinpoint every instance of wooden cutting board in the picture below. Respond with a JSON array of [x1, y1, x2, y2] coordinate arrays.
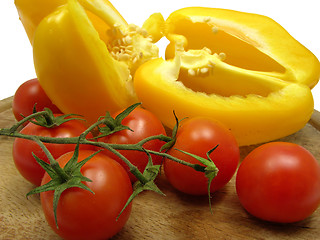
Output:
[[1, 96, 320, 240]]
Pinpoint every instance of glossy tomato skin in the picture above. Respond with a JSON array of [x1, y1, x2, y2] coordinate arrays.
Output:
[[98, 107, 166, 182], [236, 142, 320, 223], [164, 117, 240, 195], [13, 116, 95, 186], [12, 78, 62, 121], [41, 150, 132, 240]]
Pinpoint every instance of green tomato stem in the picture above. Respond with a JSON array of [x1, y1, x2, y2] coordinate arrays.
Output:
[[30, 136, 71, 182], [91, 140, 149, 184], [0, 109, 215, 184], [0, 128, 208, 174]]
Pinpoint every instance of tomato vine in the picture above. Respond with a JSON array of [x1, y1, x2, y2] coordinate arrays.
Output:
[[0, 103, 219, 227]]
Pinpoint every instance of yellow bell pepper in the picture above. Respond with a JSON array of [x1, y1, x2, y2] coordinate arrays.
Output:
[[17, 0, 158, 124], [134, 7, 319, 146]]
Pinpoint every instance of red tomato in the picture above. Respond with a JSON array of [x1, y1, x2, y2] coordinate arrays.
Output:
[[41, 150, 132, 240], [98, 107, 166, 182], [13, 116, 95, 186], [236, 142, 320, 223], [12, 78, 62, 121], [164, 117, 240, 195]]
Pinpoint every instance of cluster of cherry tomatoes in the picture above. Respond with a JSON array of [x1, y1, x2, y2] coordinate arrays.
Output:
[[10, 78, 320, 239]]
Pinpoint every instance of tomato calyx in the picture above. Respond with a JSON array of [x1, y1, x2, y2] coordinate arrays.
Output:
[[30, 107, 85, 128], [170, 146, 219, 211], [118, 149, 164, 219], [11, 106, 85, 131], [95, 103, 142, 138], [26, 140, 97, 229]]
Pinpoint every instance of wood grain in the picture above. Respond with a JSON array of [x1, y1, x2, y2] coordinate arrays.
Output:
[[1, 97, 320, 240]]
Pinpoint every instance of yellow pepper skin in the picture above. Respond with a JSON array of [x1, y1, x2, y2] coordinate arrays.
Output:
[[15, 0, 66, 43], [134, 51, 314, 146], [32, 0, 158, 124], [15, 0, 126, 44], [164, 7, 320, 89]]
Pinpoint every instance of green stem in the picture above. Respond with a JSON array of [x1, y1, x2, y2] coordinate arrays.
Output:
[[131, 134, 172, 148], [108, 134, 172, 150], [148, 149, 206, 171], [31, 137, 71, 181], [92, 140, 148, 184], [0, 128, 207, 174], [0, 129, 79, 145], [80, 119, 106, 139]]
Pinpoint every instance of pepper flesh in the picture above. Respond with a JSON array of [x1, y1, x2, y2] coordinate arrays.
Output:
[[164, 7, 320, 89], [22, 0, 158, 124]]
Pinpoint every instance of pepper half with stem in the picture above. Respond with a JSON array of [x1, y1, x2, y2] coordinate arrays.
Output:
[[15, 0, 159, 124]]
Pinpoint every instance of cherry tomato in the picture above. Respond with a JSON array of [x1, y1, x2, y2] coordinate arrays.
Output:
[[98, 107, 166, 182], [164, 117, 240, 195], [41, 150, 132, 240], [12, 78, 62, 122], [13, 116, 95, 186], [236, 142, 320, 223]]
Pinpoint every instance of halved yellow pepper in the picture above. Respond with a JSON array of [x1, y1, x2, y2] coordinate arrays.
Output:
[[134, 7, 319, 146], [134, 51, 314, 146], [26, 0, 158, 124]]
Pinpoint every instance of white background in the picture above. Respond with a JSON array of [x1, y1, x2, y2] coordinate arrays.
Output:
[[1, 0, 319, 111]]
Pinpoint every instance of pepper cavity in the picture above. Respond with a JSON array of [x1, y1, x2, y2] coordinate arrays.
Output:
[[106, 23, 158, 76]]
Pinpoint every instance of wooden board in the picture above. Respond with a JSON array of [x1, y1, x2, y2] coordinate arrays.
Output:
[[1, 96, 320, 239]]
